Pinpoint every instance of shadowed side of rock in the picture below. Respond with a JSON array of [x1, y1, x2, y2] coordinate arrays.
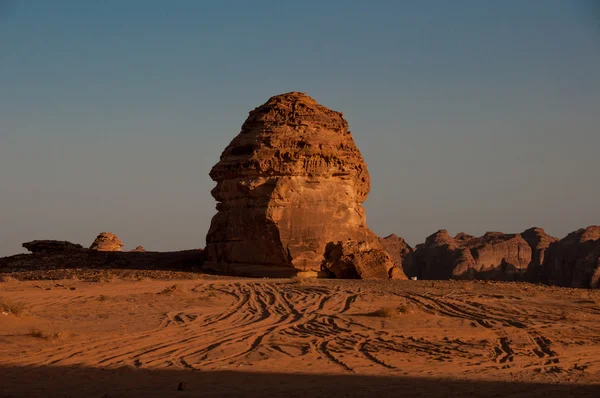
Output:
[[408, 226, 599, 289], [2, 238, 204, 276], [521, 227, 558, 281], [379, 234, 415, 277], [538, 226, 600, 289], [413, 230, 534, 281]]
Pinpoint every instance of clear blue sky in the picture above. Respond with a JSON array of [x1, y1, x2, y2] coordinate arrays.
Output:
[[1, 0, 599, 255]]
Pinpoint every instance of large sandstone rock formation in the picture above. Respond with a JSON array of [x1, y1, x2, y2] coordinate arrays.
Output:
[[413, 230, 535, 280], [204, 92, 399, 279], [379, 234, 415, 277], [90, 232, 123, 252], [539, 226, 600, 289]]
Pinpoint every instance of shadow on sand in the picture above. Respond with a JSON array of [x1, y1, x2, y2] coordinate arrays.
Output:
[[0, 365, 597, 398], [0, 250, 205, 278]]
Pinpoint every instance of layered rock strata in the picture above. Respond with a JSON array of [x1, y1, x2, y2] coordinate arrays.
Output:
[[1, 244, 204, 275], [521, 227, 559, 281], [90, 232, 123, 252], [204, 92, 398, 278]]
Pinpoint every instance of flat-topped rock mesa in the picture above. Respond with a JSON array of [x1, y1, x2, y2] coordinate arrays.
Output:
[[22, 240, 84, 253], [90, 232, 124, 252], [204, 92, 401, 279], [539, 225, 600, 289], [413, 228, 559, 281], [379, 234, 415, 277]]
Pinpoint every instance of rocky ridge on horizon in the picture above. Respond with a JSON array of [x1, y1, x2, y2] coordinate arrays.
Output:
[[1, 226, 599, 288], [380, 226, 599, 289]]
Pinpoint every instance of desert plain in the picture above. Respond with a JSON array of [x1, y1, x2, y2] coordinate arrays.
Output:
[[1, 272, 599, 397]]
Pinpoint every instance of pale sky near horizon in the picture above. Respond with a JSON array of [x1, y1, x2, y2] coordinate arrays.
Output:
[[1, 0, 599, 256]]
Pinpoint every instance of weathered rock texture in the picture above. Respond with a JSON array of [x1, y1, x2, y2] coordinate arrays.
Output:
[[22, 240, 83, 253], [538, 226, 600, 289], [379, 234, 415, 277], [413, 230, 535, 280], [522, 227, 558, 281], [204, 92, 395, 278], [322, 240, 407, 280], [90, 232, 123, 252]]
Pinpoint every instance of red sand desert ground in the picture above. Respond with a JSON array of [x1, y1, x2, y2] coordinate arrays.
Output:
[[1, 275, 599, 397]]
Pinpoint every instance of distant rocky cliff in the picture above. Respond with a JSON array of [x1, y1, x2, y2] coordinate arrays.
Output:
[[537, 226, 600, 289], [381, 226, 599, 288]]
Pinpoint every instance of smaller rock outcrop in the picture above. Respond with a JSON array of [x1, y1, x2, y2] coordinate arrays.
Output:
[[22, 240, 83, 253], [379, 234, 415, 277], [131, 246, 147, 252], [539, 226, 600, 289], [321, 240, 406, 280], [90, 233, 123, 252], [413, 230, 533, 280], [1, 248, 205, 274]]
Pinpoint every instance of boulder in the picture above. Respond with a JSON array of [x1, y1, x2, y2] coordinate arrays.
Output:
[[204, 92, 393, 278], [90, 232, 123, 252], [321, 240, 405, 280], [131, 246, 147, 252], [22, 240, 83, 253]]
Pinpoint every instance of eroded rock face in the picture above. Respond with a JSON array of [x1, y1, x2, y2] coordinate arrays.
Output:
[[414, 230, 533, 280], [521, 227, 558, 281], [539, 226, 600, 288], [321, 240, 405, 280], [90, 232, 123, 252], [413, 230, 473, 280], [204, 92, 391, 278], [379, 234, 415, 277], [22, 240, 83, 253]]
